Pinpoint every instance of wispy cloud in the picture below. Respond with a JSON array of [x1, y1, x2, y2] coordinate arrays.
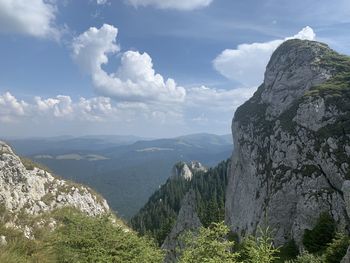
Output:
[[125, 0, 213, 11]]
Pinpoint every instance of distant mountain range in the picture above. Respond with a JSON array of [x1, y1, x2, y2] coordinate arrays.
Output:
[[7, 133, 233, 218]]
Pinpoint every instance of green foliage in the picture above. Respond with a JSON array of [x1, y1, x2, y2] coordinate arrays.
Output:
[[131, 159, 230, 245], [302, 213, 336, 254], [51, 209, 163, 263], [0, 229, 55, 263], [323, 233, 350, 263], [285, 252, 322, 263], [0, 208, 164, 263], [179, 222, 284, 263], [277, 240, 299, 262], [242, 226, 280, 263], [179, 222, 239, 263]]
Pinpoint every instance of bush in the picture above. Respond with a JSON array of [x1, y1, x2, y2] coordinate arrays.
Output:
[[302, 213, 336, 253], [277, 239, 299, 262], [179, 222, 239, 263], [0, 208, 164, 263], [51, 209, 164, 263], [285, 252, 322, 263], [323, 233, 350, 263], [243, 226, 280, 263]]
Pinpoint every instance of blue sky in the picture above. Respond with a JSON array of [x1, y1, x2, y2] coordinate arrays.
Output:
[[0, 0, 349, 138]]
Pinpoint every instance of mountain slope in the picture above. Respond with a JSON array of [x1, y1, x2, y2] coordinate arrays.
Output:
[[0, 140, 163, 263], [131, 159, 230, 245], [9, 133, 232, 218], [0, 141, 109, 219], [226, 39, 350, 246]]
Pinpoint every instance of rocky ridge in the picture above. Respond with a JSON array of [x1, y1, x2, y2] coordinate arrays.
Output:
[[0, 141, 110, 238], [226, 39, 350, 246]]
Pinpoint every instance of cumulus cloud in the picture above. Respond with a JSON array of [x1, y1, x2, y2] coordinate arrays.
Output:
[[35, 95, 74, 118], [72, 24, 186, 103], [213, 26, 316, 87], [0, 92, 28, 122], [0, 92, 183, 125], [0, 0, 59, 39], [126, 0, 213, 10]]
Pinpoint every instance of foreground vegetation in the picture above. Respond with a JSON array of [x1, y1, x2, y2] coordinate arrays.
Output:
[[1, 208, 348, 262], [0, 208, 163, 263]]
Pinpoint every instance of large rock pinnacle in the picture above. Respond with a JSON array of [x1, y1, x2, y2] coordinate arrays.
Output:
[[226, 39, 350, 246]]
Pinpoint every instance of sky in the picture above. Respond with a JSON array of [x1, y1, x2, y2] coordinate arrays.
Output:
[[0, 0, 349, 138]]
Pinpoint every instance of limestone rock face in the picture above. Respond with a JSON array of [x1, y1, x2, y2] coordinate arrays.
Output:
[[341, 181, 350, 263], [341, 247, 350, 263], [0, 141, 110, 218], [162, 190, 202, 262], [261, 40, 332, 117], [226, 39, 350, 246], [171, 161, 207, 181]]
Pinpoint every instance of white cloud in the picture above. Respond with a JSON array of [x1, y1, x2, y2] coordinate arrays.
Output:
[[0, 92, 183, 125], [0, 85, 256, 136], [187, 86, 256, 112], [0, 92, 28, 122], [96, 0, 108, 4], [184, 85, 256, 130], [126, 0, 213, 10], [0, 0, 59, 39], [72, 24, 186, 103], [213, 26, 316, 87], [35, 95, 74, 118]]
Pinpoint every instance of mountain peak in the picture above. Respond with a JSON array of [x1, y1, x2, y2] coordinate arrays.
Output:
[[227, 40, 350, 246], [261, 39, 334, 117], [171, 161, 207, 181]]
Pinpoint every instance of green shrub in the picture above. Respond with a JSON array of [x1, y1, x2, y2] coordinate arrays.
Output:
[[179, 222, 239, 263], [277, 239, 299, 262], [51, 209, 163, 263], [243, 226, 280, 263], [0, 208, 164, 263], [302, 213, 336, 253], [323, 233, 350, 263], [285, 252, 322, 263]]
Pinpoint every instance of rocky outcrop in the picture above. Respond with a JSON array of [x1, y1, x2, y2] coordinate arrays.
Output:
[[0, 141, 109, 220], [341, 181, 350, 263], [226, 39, 350, 246], [162, 190, 202, 262], [341, 247, 350, 263], [171, 161, 207, 181]]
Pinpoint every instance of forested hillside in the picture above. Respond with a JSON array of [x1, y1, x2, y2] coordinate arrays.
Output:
[[131, 159, 230, 245]]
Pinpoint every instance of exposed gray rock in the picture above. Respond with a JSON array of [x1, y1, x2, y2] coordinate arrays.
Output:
[[171, 161, 207, 181], [226, 39, 350, 246], [341, 181, 350, 263], [162, 190, 202, 262], [261, 40, 332, 117], [341, 247, 350, 263], [0, 141, 110, 235]]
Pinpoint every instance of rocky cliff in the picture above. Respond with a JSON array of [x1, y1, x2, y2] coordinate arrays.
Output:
[[226, 39, 350, 246], [162, 190, 202, 262], [0, 141, 110, 237], [171, 161, 207, 181]]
